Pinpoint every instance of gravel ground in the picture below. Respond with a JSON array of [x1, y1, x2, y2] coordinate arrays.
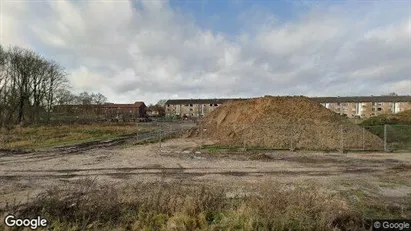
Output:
[[1, 137, 411, 208]]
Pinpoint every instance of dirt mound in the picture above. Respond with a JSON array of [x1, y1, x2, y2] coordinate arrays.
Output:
[[188, 96, 383, 150]]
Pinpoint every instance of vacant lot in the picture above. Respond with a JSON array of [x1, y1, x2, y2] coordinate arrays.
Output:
[[0, 122, 184, 150], [0, 137, 410, 230]]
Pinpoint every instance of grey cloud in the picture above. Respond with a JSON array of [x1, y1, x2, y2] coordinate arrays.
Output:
[[2, 0, 410, 104]]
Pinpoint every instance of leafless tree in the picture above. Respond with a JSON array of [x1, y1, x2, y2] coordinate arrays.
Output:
[[92, 93, 107, 105], [0, 45, 68, 126]]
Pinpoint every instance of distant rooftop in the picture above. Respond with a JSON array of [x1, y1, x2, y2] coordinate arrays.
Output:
[[165, 98, 246, 105]]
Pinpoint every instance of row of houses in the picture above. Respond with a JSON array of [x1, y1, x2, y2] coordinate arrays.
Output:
[[164, 96, 411, 119]]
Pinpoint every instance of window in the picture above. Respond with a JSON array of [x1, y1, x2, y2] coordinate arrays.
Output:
[[190, 104, 193, 107], [190, 108, 193, 111], [167, 105, 170, 107], [377, 108, 382, 111], [210, 104, 213, 106], [214, 104, 218, 106], [185, 104, 189, 107]]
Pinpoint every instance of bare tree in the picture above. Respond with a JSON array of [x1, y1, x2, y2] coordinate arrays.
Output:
[[93, 93, 107, 105], [45, 61, 68, 122], [0, 45, 68, 126], [79, 92, 92, 105], [55, 88, 76, 105]]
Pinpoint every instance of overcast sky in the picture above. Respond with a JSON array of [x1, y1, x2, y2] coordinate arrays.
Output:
[[1, 0, 411, 104]]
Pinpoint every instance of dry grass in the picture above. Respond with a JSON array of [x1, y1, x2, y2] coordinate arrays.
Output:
[[0, 123, 154, 150], [0, 179, 370, 231]]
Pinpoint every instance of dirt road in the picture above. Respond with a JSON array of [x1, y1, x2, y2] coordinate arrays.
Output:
[[1, 138, 411, 208]]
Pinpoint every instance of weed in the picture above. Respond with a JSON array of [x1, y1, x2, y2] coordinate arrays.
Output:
[[0, 180, 373, 231]]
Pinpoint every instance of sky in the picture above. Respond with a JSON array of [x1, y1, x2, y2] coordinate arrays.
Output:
[[1, 0, 411, 104]]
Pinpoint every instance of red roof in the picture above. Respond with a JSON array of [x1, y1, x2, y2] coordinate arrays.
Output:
[[102, 102, 145, 108]]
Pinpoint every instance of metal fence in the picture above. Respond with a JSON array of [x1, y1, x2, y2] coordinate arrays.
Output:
[[36, 121, 405, 154], [192, 124, 411, 153], [385, 125, 411, 151], [81, 122, 411, 153], [135, 121, 197, 152]]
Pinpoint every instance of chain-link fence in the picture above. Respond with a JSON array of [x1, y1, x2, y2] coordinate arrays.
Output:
[[193, 124, 411, 153], [385, 125, 411, 151], [132, 122, 411, 153], [135, 120, 197, 152]]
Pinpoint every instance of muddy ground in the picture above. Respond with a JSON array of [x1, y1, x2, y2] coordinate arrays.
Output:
[[1, 138, 411, 212]]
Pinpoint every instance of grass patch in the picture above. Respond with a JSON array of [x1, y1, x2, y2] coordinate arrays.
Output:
[[360, 111, 411, 151], [200, 145, 240, 152], [199, 145, 345, 154], [0, 123, 157, 150], [200, 145, 292, 153], [0, 179, 387, 231]]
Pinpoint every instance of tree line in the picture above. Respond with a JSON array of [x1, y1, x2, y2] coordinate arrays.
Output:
[[0, 45, 107, 127], [55, 90, 107, 106]]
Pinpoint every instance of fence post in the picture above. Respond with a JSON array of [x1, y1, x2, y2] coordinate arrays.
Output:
[[136, 123, 139, 143], [362, 127, 365, 151], [290, 125, 294, 151], [384, 124, 387, 152], [243, 126, 246, 151], [241, 125, 247, 151], [159, 123, 162, 150], [200, 122, 203, 150], [340, 124, 344, 153]]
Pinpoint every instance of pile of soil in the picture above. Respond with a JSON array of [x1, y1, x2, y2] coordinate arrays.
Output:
[[187, 96, 383, 150]]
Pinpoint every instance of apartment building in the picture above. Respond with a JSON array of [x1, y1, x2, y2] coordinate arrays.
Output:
[[164, 98, 244, 118], [164, 96, 411, 119], [311, 96, 411, 118]]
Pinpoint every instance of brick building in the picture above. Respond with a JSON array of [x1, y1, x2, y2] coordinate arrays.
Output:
[[53, 102, 146, 121]]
